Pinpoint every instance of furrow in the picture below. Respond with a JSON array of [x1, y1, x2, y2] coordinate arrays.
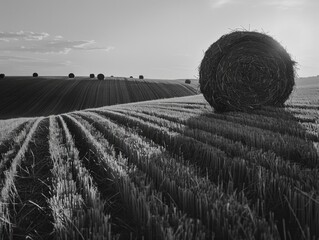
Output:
[[0, 117, 51, 239], [62, 114, 206, 240], [75, 111, 281, 240], [10, 118, 55, 239], [48, 116, 113, 239]]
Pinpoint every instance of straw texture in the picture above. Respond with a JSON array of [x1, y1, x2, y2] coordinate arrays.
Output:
[[199, 31, 296, 112]]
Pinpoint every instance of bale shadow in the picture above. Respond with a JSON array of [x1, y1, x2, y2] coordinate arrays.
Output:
[[182, 106, 319, 240]]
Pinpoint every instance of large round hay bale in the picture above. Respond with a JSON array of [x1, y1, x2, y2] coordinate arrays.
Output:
[[33, 72, 38, 77], [199, 31, 296, 112], [0, 73, 5, 79]]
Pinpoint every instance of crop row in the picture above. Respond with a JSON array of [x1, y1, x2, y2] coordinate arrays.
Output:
[[72, 110, 281, 239], [138, 102, 318, 141], [1, 117, 115, 239], [108, 107, 319, 191], [49, 116, 115, 239], [120, 104, 319, 167], [0, 118, 44, 239], [88, 106, 319, 239]]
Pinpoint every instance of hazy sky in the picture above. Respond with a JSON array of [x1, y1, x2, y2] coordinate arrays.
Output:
[[0, 0, 318, 78]]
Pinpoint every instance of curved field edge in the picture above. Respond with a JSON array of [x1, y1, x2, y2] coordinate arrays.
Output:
[[0, 77, 198, 119]]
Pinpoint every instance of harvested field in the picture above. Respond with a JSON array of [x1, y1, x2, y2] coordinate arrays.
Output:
[[0, 78, 318, 239]]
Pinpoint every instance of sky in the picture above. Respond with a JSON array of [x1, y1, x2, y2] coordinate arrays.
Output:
[[0, 0, 318, 79]]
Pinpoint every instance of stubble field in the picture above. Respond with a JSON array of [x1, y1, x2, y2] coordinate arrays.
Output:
[[0, 76, 318, 240]]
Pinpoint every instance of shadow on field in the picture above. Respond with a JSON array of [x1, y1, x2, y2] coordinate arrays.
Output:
[[182, 107, 319, 240]]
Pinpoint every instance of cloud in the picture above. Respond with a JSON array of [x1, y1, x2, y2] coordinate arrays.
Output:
[[0, 55, 37, 61], [210, 0, 233, 8], [0, 31, 49, 41], [9, 39, 113, 54], [0, 31, 113, 54]]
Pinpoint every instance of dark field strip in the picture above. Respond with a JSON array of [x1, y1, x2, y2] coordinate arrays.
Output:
[[0, 77, 197, 119], [91, 108, 319, 239], [0, 118, 50, 239], [10, 118, 54, 239]]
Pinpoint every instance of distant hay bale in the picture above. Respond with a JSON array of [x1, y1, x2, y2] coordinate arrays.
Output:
[[68, 73, 75, 78], [90, 73, 95, 78], [33, 72, 38, 77], [139, 75, 144, 79], [199, 31, 296, 112], [130, 76, 133, 78], [97, 73, 105, 80], [185, 79, 191, 84], [0, 73, 5, 79]]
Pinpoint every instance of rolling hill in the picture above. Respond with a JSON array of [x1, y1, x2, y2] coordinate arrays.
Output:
[[0, 76, 198, 119]]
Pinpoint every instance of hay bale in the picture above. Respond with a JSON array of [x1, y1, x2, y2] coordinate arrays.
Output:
[[0, 73, 5, 79], [139, 75, 144, 79], [199, 31, 296, 112], [33, 72, 38, 77], [185, 79, 191, 84], [97, 73, 105, 80], [90, 73, 95, 78], [68, 73, 75, 78]]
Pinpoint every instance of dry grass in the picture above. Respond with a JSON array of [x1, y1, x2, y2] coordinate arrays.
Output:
[[199, 31, 296, 112]]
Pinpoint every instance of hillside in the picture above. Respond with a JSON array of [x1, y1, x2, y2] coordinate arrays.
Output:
[[0, 81, 318, 239], [0, 76, 198, 119]]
